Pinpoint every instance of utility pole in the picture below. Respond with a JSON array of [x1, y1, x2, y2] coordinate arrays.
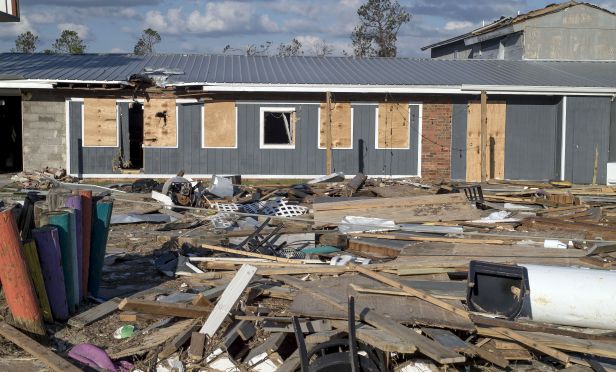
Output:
[[325, 91, 333, 175], [480, 90, 488, 183]]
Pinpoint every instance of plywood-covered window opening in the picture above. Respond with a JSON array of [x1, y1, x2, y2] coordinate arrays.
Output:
[[260, 107, 296, 149], [82, 98, 119, 147], [376, 102, 411, 150], [203, 101, 237, 148], [143, 98, 177, 148], [318, 102, 352, 149]]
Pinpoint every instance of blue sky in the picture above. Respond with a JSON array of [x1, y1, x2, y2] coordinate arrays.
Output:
[[1, 0, 615, 56]]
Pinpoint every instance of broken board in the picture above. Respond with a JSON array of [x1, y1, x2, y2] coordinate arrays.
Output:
[[204, 101, 236, 148], [143, 98, 177, 147], [466, 101, 506, 181], [319, 102, 352, 149], [83, 98, 117, 147]]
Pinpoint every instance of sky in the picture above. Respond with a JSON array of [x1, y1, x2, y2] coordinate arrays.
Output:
[[0, 0, 615, 57]]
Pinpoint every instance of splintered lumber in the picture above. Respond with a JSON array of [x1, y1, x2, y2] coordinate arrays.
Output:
[[314, 193, 481, 226], [351, 233, 506, 245], [482, 327, 572, 366], [201, 244, 298, 264], [478, 327, 616, 360], [109, 319, 195, 359], [0, 322, 81, 372], [0, 209, 45, 335], [200, 264, 258, 336], [276, 275, 466, 364], [118, 298, 212, 318], [480, 339, 534, 361], [422, 327, 509, 368], [158, 319, 200, 359], [352, 265, 470, 319], [289, 274, 473, 331], [68, 298, 122, 328], [330, 321, 418, 354], [392, 242, 588, 268]]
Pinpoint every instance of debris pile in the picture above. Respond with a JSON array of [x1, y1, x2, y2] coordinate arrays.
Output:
[[1, 175, 616, 371], [10, 168, 77, 189]]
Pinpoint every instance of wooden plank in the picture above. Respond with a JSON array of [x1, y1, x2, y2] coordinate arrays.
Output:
[[83, 98, 117, 146], [109, 319, 195, 359], [422, 327, 509, 368], [351, 233, 506, 245], [378, 102, 409, 148], [118, 298, 212, 318], [349, 283, 464, 301], [204, 101, 236, 148], [189, 332, 207, 360], [276, 275, 465, 364], [201, 244, 298, 263], [331, 320, 418, 353], [314, 193, 468, 212], [352, 265, 470, 319], [199, 264, 257, 336], [467, 100, 506, 182], [0, 322, 81, 372], [486, 327, 572, 366], [319, 102, 352, 148], [143, 98, 177, 147], [158, 319, 200, 359], [325, 92, 333, 173], [67, 298, 122, 328]]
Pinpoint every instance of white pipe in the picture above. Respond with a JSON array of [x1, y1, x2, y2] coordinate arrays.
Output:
[[523, 264, 616, 330]]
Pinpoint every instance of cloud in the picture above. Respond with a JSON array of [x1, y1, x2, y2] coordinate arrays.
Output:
[[0, 16, 35, 41], [410, 0, 528, 24], [24, 0, 161, 7], [110, 47, 127, 53], [57, 23, 90, 40], [444, 21, 475, 31]]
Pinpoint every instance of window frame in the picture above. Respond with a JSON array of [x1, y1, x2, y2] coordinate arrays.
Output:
[[259, 106, 297, 149]]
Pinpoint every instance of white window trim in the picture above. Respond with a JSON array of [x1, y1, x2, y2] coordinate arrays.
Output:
[[317, 106, 354, 150], [202, 104, 239, 149], [144, 102, 179, 149], [374, 103, 415, 150], [80, 98, 120, 148], [259, 107, 297, 149]]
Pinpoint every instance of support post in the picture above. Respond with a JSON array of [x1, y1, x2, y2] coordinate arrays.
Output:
[[480, 91, 488, 183], [593, 145, 599, 185], [325, 91, 333, 175]]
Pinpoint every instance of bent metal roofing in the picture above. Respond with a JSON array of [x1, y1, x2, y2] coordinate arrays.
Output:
[[0, 53, 615, 90]]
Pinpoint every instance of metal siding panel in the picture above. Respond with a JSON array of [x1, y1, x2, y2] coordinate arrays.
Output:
[[451, 101, 468, 180], [566, 96, 611, 184], [69, 101, 81, 174], [504, 96, 560, 180], [118, 103, 130, 166]]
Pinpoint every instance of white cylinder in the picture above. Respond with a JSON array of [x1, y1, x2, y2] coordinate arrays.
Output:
[[523, 264, 616, 330]]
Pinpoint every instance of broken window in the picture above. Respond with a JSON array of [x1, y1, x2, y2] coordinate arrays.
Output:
[[260, 108, 296, 149]]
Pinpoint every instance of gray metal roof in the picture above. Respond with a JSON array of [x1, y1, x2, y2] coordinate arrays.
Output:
[[1, 53, 616, 89]]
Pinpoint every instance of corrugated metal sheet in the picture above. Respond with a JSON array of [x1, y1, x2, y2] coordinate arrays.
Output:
[[1, 53, 616, 88]]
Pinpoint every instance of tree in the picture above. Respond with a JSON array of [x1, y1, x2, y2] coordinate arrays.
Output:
[[313, 40, 334, 57], [52, 30, 86, 54], [277, 38, 303, 57], [351, 0, 411, 57], [12, 31, 38, 53], [223, 41, 272, 56], [134, 28, 161, 55]]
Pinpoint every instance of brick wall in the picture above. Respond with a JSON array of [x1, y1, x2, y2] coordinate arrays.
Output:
[[421, 98, 452, 181], [22, 91, 66, 170]]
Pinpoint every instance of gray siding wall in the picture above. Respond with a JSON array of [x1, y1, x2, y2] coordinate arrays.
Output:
[[564, 96, 611, 184], [504, 96, 561, 180], [68, 101, 119, 175], [609, 99, 616, 162], [69, 101, 421, 176], [523, 5, 616, 60], [22, 92, 66, 170]]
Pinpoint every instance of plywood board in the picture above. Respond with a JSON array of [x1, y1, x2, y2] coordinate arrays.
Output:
[[466, 101, 506, 181], [378, 102, 409, 149], [83, 98, 117, 147], [204, 101, 236, 148], [143, 99, 177, 147], [319, 102, 352, 148]]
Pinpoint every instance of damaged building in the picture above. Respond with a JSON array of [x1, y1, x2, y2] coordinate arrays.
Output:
[[0, 53, 615, 183]]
